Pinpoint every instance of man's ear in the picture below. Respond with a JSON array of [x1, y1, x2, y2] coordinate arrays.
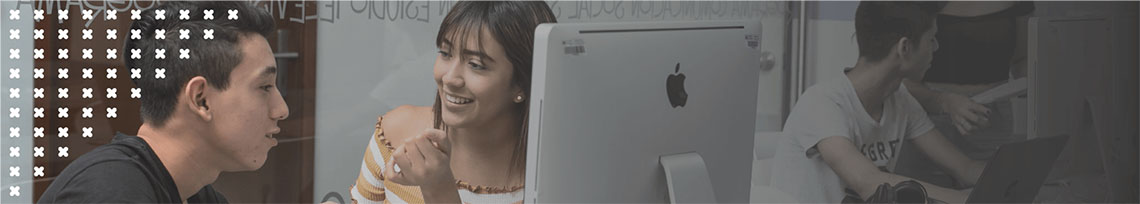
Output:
[[184, 76, 213, 121], [894, 37, 912, 60]]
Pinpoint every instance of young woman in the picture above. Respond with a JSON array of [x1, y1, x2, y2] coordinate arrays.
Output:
[[350, 2, 556, 203]]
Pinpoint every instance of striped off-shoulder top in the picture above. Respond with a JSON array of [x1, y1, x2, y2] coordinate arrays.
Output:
[[350, 116, 524, 204]]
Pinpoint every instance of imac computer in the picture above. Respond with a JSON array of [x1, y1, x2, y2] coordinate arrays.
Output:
[[524, 20, 765, 203]]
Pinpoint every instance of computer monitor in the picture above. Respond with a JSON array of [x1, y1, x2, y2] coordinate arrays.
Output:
[[1028, 15, 1138, 202], [524, 20, 764, 203]]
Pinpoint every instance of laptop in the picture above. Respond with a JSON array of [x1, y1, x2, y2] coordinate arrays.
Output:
[[966, 135, 1070, 203]]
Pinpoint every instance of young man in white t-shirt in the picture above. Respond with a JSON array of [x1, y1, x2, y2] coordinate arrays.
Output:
[[771, 2, 986, 203]]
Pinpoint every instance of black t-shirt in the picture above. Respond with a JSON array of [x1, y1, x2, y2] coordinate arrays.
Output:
[[923, 2, 1035, 84], [38, 133, 228, 203]]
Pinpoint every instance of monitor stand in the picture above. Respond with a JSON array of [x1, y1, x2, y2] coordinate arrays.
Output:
[[660, 152, 717, 203]]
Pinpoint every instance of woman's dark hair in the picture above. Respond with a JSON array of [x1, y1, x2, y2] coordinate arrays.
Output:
[[431, 1, 557, 182]]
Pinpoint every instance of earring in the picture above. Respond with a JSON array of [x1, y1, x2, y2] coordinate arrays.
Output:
[[514, 94, 526, 103]]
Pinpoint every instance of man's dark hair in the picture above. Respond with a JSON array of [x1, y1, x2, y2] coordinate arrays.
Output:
[[125, 1, 275, 127], [855, 1, 946, 62]]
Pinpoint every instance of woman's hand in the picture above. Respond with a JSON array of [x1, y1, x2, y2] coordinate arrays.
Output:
[[939, 93, 991, 135], [383, 128, 455, 187]]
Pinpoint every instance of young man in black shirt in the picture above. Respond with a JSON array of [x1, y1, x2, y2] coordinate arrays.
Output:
[[39, 2, 287, 203]]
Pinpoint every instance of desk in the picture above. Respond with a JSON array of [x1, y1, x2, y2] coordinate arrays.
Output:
[[1035, 173, 1110, 203]]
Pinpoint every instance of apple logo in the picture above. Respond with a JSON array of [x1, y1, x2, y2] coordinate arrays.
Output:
[[666, 63, 688, 108]]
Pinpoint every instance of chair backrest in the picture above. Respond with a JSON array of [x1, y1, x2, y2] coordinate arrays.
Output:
[[752, 131, 784, 187], [754, 131, 784, 160], [750, 131, 799, 203]]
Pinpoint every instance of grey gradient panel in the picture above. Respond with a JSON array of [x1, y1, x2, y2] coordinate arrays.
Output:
[[2, 1, 35, 203]]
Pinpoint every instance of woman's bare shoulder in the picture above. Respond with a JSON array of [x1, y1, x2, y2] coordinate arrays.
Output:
[[379, 105, 434, 148]]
